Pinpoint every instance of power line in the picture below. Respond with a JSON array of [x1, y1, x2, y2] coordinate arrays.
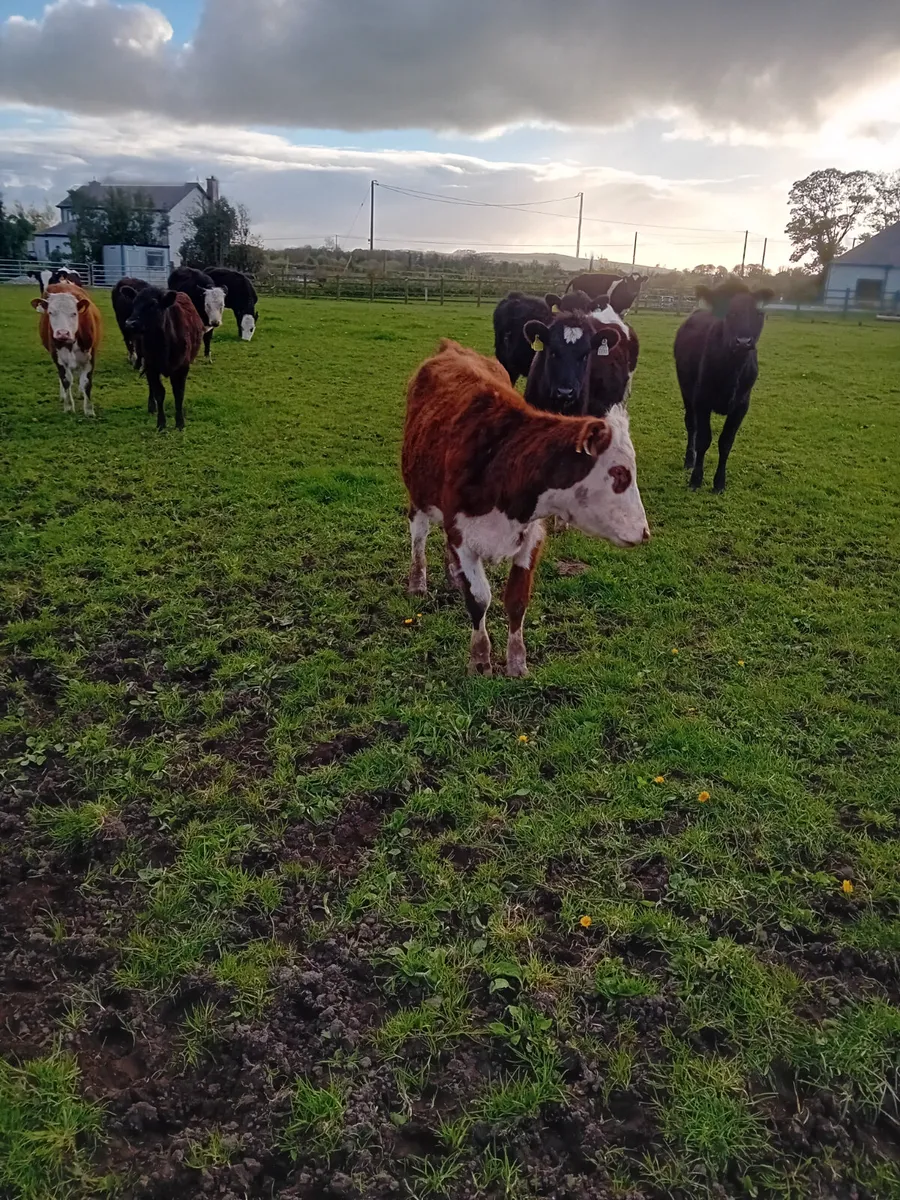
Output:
[[377, 182, 581, 216]]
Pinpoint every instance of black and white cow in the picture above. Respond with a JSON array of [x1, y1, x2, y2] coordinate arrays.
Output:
[[167, 266, 227, 360], [204, 267, 258, 341], [28, 267, 84, 293]]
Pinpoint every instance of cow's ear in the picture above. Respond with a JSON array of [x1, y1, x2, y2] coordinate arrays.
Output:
[[696, 285, 714, 305], [161, 290, 179, 308], [591, 327, 621, 356], [575, 417, 612, 458], [524, 320, 550, 351], [31, 297, 47, 312], [753, 287, 775, 305], [76, 297, 90, 312], [544, 292, 561, 312], [118, 285, 136, 301]]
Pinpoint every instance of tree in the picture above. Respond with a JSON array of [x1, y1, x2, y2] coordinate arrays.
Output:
[[69, 187, 168, 262], [785, 169, 877, 269], [225, 203, 265, 273], [178, 198, 239, 267], [870, 170, 900, 233], [0, 194, 37, 258]]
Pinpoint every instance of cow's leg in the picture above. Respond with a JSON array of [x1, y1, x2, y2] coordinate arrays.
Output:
[[683, 403, 696, 469], [444, 539, 463, 591], [146, 369, 166, 430], [504, 523, 545, 677], [454, 544, 492, 676], [713, 401, 749, 493], [689, 407, 713, 490], [171, 366, 189, 431], [203, 329, 213, 361], [407, 509, 430, 594], [56, 361, 74, 412], [79, 361, 95, 417]]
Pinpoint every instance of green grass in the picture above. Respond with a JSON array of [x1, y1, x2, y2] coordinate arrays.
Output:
[[1, 287, 899, 1197], [0, 1050, 111, 1200]]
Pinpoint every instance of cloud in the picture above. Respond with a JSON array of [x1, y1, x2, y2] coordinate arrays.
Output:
[[0, 112, 792, 268], [2, 0, 900, 137]]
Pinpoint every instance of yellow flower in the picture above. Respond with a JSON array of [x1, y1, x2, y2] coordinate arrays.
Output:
[[416, 612, 423, 618], [698, 791, 710, 803], [403, 618, 414, 625], [842, 879, 854, 895], [518, 734, 529, 743], [653, 775, 666, 784], [671, 647, 679, 655], [738, 660, 745, 667], [579, 915, 592, 928]]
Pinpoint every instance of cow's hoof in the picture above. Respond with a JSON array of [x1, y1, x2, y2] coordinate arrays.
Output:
[[467, 659, 493, 677], [712, 482, 726, 494], [506, 660, 528, 678], [407, 573, 427, 595]]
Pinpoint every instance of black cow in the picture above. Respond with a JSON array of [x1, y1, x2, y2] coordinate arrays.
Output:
[[523, 310, 621, 416], [674, 280, 774, 492], [204, 267, 258, 341], [112, 276, 150, 369], [167, 266, 226, 360], [122, 287, 204, 431], [492, 291, 563, 386]]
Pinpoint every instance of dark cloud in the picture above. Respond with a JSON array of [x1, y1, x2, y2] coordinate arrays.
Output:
[[1, 0, 899, 133]]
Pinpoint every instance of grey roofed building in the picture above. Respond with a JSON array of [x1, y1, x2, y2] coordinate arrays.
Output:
[[824, 220, 900, 310]]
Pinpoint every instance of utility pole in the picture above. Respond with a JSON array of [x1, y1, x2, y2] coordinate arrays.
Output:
[[760, 237, 767, 271], [369, 179, 377, 252], [740, 230, 748, 276], [632, 231, 638, 267], [575, 192, 584, 261]]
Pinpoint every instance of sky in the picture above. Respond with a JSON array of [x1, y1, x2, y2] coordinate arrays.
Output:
[[1, 0, 900, 269]]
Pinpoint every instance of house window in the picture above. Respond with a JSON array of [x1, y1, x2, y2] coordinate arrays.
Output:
[[146, 250, 165, 269], [855, 278, 883, 303]]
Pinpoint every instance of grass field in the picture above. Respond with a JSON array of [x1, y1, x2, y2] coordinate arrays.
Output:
[[1, 285, 899, 1200]]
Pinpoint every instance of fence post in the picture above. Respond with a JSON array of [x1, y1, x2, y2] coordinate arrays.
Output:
[[404, 279, 409, 305], [843, 289, 850, 318], [440, 275, 444, 306], [336, 275, 341, 299], [476, 279, 482, 307], [370, 276, 375, 302], [303, 274, 308, 300]]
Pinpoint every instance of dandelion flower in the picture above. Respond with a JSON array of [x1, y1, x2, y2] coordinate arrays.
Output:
[[518, 734, 529, 744], [580, 915, 592, 928], [653, 775, 666, 784], [671, 647, 679, 655], [842, 879, 854, 895], [738, 660, 745, 667], [698, 791, 710, 803], [404, 618, 414, 625], [416, 613, 423, 618]]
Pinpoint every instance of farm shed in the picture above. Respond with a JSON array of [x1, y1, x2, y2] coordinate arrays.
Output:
[[824, 220, 900, 309]]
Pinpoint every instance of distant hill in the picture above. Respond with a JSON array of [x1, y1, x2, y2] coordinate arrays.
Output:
[[450, 250, 658, 274]]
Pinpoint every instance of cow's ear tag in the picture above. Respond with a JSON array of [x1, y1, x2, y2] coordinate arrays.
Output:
[[531, 337, 544, 352], [551, 304, 559, 313], [597, 339, 609, 356]]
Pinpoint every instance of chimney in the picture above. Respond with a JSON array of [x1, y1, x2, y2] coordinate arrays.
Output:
[[206, 175, 219, 204]]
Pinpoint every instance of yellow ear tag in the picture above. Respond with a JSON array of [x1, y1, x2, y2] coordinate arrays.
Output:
[[551, 305, 559, 313], [531, 337, 544, 352]]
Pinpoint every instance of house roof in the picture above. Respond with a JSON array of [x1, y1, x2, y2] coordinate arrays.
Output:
[[58, 181, 206, 213], [832, 220, 900, 267], [39, 220, 78, 237]]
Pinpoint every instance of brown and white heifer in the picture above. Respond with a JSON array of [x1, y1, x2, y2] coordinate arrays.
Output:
[[402, 340, 650, 677], [31, 283, 102, 417]]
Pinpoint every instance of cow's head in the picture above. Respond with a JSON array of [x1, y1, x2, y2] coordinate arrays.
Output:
[[123, 285, 177, 334], [699, 284, 774, 354], [31, 291, 88, 346], [203, 285, 227, 328], [240, 310, 257, 341], [567, 406, 650, 548], [524, 315, 621, 413], [558, 290, 594, 314], [607, 274, 647, 314]]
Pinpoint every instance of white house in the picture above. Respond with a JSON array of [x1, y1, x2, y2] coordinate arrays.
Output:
[[824, 221, 900, 309], [32, 177, 220, 269]]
